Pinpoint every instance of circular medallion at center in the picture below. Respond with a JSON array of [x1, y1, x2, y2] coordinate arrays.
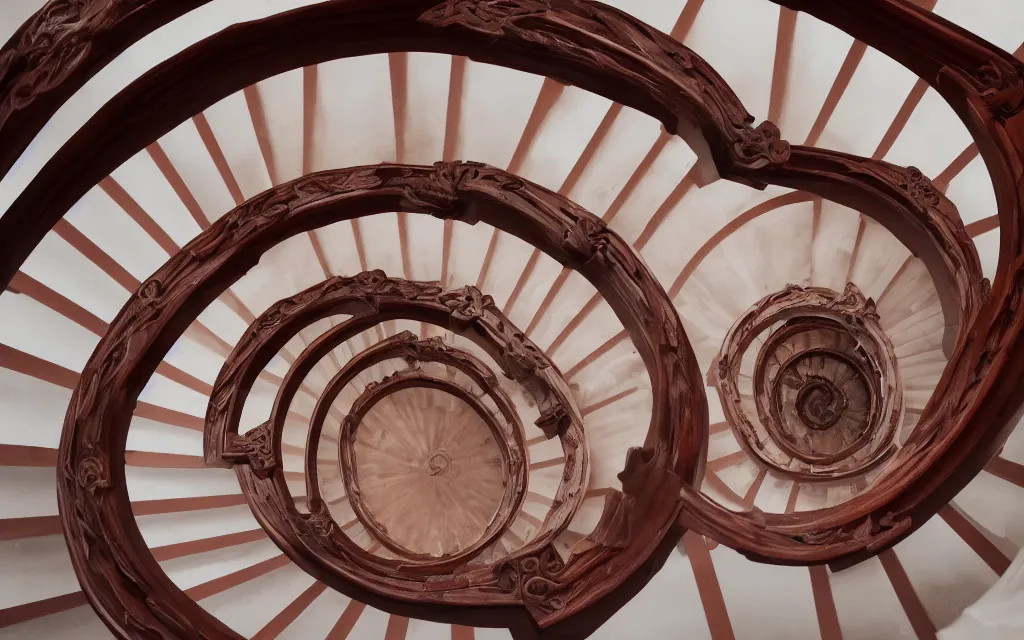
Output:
[[795, 377, 848, 430], [352, 386, 505, 557]]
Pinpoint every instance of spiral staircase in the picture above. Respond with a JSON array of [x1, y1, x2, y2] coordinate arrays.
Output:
[[2, 0, 1024, 638]]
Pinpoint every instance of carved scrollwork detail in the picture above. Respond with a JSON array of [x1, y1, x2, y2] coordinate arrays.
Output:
[[231, 422, 276, 478], [714, 283, 902, 480], [0, 0, 156, 126], [735, 121, 790, 170], [971, 58, 1024, 118], [438, 285, 494, 328]]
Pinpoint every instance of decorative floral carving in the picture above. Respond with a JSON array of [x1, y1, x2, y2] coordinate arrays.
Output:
[[971, 58, 1024, 118], [76, 452, 112, 495], [561, 210, 610, 265], [420, 0, 550, 34], [734, 121, 791, 170], [302, 502, 336, 540], [231, 422, 276, 478], [0, 0, 157, 126], [439, 285, 494, 328], [901, 166, 942, 209]]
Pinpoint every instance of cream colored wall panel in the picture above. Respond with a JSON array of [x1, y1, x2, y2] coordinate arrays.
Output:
[[203, 90, 273, 199], [21, 232, 132, 323], [894, 516, 998, 629], [163, 334, 226, 385], [563, 107, 663, 216], [569, 343, 649, 408], [607, 136, 697, 245], [953, 472, 1024, 556], [972, 228, 999, 279], [0, 291, 98, 373], [714, 546, 820, 640], [479, 231, 537, 310], [945, 154, 998, 226], [347, 603, 391, 639], [736, 202, 815, 295], [201, 565, 315, 637], [887, 305, 944, 352], [810, 200, 862, 292], [125, 467, 241, 502], [777, 15, 857, 144], [641, 182, 791, 289], [849, 217, 912, 301], [0, 369, 72, 448], [0, 0, 46, 43], [0, 535, 84, 609], [231, 232, 329, 312], [158, 119, 238, 221], [359, 213, 406, 278], [754, 475, 795, 514], [312, 55, 396, 171], [706, 386, 726, 424], [455, 62, 545, 169], [581, 390, 652, 490], [66, 187, 169, 280], [527, 271, 598, 353], [550, 301, 623, 372], [0, 466, 57, 518], [407, 619, 450, 640], [277, 588, 353, 640], [897, 348, 946, 383], [0, 604, 112, 640], [795, 484, 828, 512], [404, 215, 445, 282], [528, 436, 564, 466], [1001, 415, 1024, 465], [112, 150, 204, 246], [817, 48, 919, 157], [160, 538, 281, 592], [683, 0, 779, 121], [516, 88, 614, 192], [404, 53, 452, 165], [719, 459, 760, 498], [877, 259, 938, 327], [934, 0, 1024, 53], [527, 465, 563, 500], [882, 88, 976, 179], [138, 372, 209, 419], [595, 547, 713, 639], [126, 417, 204, 457], [447, 220, 492, 289], [475, 627, 514, 640], [255, 69, 305, 183], [315, 220, 367, 278], [832, 556, 917, 639], [195, 298, 251, 346], [708, 430, 742, 462], [677, 276, 744, 370], [503, 252, 563, 334]]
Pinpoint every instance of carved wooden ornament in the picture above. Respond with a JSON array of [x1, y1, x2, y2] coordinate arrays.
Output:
[[58, 163, 704, 638]]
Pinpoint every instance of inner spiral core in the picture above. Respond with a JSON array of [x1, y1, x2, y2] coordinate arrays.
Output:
[[352, 386, 504, 557], [795, 377, 848, 430], [716, 283, 902, 481]]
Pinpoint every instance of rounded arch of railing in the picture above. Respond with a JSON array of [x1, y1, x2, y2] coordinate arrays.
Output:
[[0, 0, 1021, 637]]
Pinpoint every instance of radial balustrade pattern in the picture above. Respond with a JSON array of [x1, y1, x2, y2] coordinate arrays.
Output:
[[1, 1, 1024, 639]]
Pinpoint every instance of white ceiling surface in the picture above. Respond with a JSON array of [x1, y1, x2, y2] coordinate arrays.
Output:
[[2, 0, 1024, 638]]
